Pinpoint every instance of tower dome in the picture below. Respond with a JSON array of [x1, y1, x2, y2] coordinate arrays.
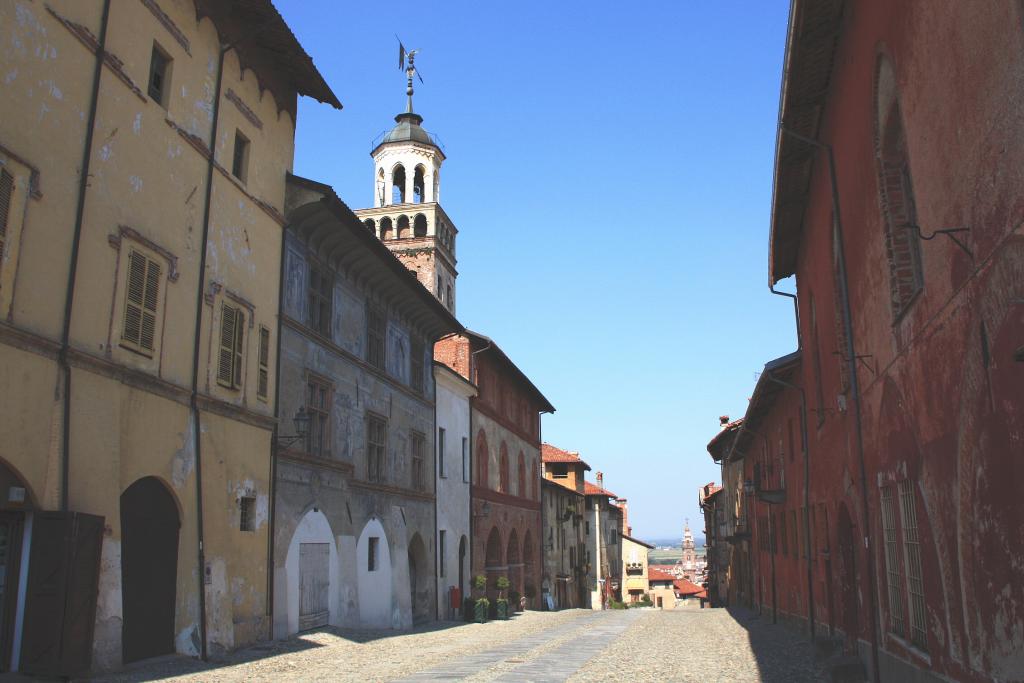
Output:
[[375, 111, 439, 151]]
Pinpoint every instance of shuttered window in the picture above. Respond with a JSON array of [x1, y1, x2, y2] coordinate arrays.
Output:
[[0, 169, 13, 269], [257, 326, 270, 401], [121, 249, 161, 355], [217, 302, 245, 389], [411, 431, 425, 491]]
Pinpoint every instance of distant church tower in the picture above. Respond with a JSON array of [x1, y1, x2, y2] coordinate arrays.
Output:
[[681, 520, 698, 581], [354, 51, 458, 314]]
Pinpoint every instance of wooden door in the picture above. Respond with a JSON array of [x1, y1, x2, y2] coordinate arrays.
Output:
[[299, 543, 329, 630], [0, 513, 24, 671], [121, 478, 179, 664]]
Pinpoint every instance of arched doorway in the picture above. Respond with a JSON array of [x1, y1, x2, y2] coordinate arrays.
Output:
[[408, 533, 429, 624], [280, 509, 339, 636], [522, 530, 535, 608], [506, 529, 521, 598], [121, 477, 180, 663], [357, 518, 392, 628]]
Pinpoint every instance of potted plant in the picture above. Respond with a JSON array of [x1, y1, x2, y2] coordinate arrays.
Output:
[[495, 576, 511, 620], [473, 575, 489, 623]]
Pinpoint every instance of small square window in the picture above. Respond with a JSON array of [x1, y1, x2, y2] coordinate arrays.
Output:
[[239, 496, 256, 532], [232, 130, 250, 183], [148, 44, 171, 108]]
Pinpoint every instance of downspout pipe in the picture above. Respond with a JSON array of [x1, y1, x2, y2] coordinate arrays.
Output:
[[59, 0, 112, 512], [267, 220, 288, 635], [779, 127, 881, 682], [188, 41, 229, 662], [433, 363, 439, 621]]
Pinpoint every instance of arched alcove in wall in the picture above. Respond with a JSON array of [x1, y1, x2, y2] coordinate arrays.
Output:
[[408, 532, 430, 624], [356, 518, 393, 628], [282, 508, 340, 635]]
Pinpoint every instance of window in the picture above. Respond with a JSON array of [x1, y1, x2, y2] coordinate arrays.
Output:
[[217, 302, 245, 389], [121, 249, 161, 356], [308, 264, 332, 337], [0, 169, 12, 269], [367, 414, 387, 482], [475, 432, 489, 487], [367, 305, 385, 370], [446, 286, 452, 310], [147, 43, 171, 107], [462, 437, 468, 483], [517, 452, 526, 498], [411, 431, 425, 491], [881, 487, 905, 637], [410, 337, 424, 393], [306, 377, 330, 456], [439, 530, 446, 577], [368, 536, 378, 571], [900, 480, 927, 650], [232, 129, 250, 183], [239, 496, 255, 532], [438, 427, 446, 478], [257, 326, 270, 401], [499, 444, 509, 493]]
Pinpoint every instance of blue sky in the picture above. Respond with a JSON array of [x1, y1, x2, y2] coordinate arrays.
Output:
[[278, 0, 796, 540]]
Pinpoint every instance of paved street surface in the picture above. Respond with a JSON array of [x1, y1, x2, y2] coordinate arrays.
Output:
[[85, 604, 828, 682]]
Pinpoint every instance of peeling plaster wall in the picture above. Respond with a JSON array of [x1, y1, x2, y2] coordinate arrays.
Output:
[[0, 0, 298, 670]]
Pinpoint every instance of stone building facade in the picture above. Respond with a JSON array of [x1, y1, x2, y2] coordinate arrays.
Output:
[[540, 443, 589, 609], [433, 361, 475, 619], [584, 474, 623, 608], [621, 533, 653, 604], [0, 0, 337, 674], [272, 175, 460, 636]]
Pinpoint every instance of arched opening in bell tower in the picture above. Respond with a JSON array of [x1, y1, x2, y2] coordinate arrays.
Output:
[[380, 216, 393, 240], [413, 165, 426, 203], [413, 214, 427, 237], [392, 164, 406, 204], [397, 215, 410, 239]]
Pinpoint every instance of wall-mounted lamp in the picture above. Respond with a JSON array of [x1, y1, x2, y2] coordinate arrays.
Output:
[[276, 407, 311, 450]]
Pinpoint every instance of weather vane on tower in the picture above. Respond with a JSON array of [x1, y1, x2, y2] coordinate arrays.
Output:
[[396, 36, 424, 113]]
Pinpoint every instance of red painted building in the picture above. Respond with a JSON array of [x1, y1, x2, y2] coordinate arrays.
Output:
[[743, 1, 1024, 681], [436, 331, 554, 607]]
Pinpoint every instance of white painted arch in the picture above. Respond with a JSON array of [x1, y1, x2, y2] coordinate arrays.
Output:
[[356, 517, 393, 628], [281, 508, 340, 636]]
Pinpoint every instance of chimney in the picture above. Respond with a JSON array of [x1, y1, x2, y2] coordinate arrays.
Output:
[[719, 415, 730, 430], [596, 471, 603, 489], [618, 498, 630, 536]]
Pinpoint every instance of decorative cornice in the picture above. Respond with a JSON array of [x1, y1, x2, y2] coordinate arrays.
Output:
[[108, 224, 180, 281], [0, 142, 42, 199], [278, 450, 355, 474], [225, 88, 263, 130], [349, 478, 434, 502], [471, 484, 541, 512], [196, 393, 275, 430], [473, 401, 541, 448], [139, 0, 190, 54], [0, 321, 60, 360]]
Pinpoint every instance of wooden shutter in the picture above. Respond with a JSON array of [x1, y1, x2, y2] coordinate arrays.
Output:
[[233, 308, 244, 387], [257, 326, 270, 399], [218, 303, 237, 386], [0, 169, 12, 265], [121, 250, 159, 353]]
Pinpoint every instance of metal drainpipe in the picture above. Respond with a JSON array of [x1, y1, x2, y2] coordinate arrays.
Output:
[[780, 127, 882, 682], [766, 284, 817, 640], [189, 42, 229, 662], [433, 363, 439, 621], [58, 0, 112, 512], [266, 218, 288, 636]]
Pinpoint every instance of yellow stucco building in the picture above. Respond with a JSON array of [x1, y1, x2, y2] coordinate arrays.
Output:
[[0, 0, 338, 674]]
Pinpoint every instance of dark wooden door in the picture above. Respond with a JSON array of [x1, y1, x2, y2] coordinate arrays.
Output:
[[298, 543, 329, 630], [0, 513, 24, 671], [121, 477, 179, 664]]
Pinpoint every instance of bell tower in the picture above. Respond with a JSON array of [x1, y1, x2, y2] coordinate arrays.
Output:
[[354, 50, 459, 314]]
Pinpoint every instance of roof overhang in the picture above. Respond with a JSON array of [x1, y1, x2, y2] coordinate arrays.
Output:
[[465, 329, 555, 413], [768, 0, 845, 284], [285, 174, 463, 341], [727, 351, 802, 462]]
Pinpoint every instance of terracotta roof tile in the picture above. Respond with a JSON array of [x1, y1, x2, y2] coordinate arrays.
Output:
[[541, 443, 592, 470], [584, 480, 618, 498], [674, 578, 703, 595], [648, 567, 676, 582]]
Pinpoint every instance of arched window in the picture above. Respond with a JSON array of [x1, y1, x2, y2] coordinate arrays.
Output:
[[380, 216, 393, 241], [397, 215, 410, 239], [392, 164, 406, 204], [499, 443, 509, 493], [517, 452, 526, 498], [413, 214, 427, 237], [476, 431, 489, 488], [413, 165, 426, 203], [376, 168, 386, 206], [363, 218, 375, 234], [875, 57, 923, 319]]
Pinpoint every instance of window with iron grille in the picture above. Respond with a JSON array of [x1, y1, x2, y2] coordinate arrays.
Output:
[[120, 249, 162, 356], [410, 337, 424, 393], [148, 43, 171, 107], [366, 413, 387, 482], [368, 536, 378, 571], [0, 169, 13, 272], [257, 326, 270, 401], [437, 427, 446, 478], [367, 305, 385, 370], [900, 480, 928, 650], [308, 263, 332, 337], [439, 530, 446, 577], [217, 302, 245, 389], [411, 431, 426, 491], [306, 377, 330, 456], [880, 486, 905, 637], [239, 496, 256, 532]]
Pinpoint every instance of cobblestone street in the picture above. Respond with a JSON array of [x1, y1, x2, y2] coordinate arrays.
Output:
[[85, 604, 828, 682]]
